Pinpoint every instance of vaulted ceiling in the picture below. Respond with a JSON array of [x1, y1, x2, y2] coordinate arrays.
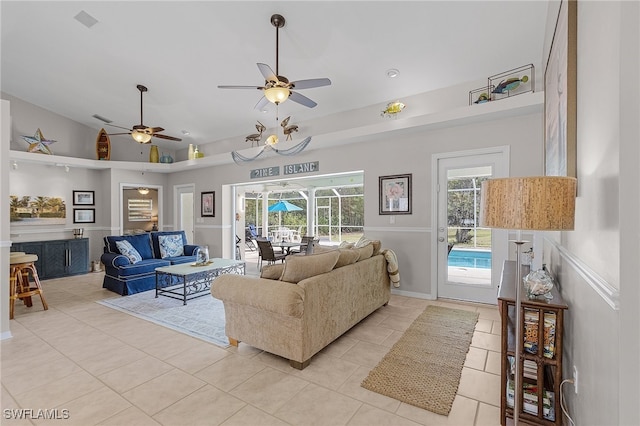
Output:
[[1, 1, 549, 151]]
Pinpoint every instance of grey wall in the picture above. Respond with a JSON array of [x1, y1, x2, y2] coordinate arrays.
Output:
[[542, 1, 640, 424]]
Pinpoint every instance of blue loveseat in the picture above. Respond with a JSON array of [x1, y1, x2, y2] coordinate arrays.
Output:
[[101, 231, 200, 295]]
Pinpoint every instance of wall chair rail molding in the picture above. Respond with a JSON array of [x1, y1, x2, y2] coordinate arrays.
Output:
[[546, 237, 619, 310], [364, 226, 430, 234]]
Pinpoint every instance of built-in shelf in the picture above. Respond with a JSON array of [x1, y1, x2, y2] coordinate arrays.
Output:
[[9, 91, 543, 172]]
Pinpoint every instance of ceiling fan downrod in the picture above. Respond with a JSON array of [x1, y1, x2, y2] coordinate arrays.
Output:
[[270, 14, 285, 78], [137, 84, 147, 126]]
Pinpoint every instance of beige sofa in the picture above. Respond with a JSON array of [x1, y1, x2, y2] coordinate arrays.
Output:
[[211, 243, 391, 369]]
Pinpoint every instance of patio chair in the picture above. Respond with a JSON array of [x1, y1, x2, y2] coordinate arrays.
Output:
[[245, 228, 257, 251], [256, 239, 286, 270], [290, 235, 318, 254]]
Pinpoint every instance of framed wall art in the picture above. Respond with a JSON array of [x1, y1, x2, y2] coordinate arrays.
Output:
[[379, 174, 412, 215], [73, 190, 94, 206], [73, 208, 95, 223], [201, 191, 215, 217], [544, 0, 577, 178]]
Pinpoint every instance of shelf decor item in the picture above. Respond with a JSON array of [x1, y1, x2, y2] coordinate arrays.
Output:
[[21, 128, 56, 155], [469, 85, 495, 105], [379, 174, 412, 215], [149, 145, 159, 163], [489, 64, 534, 102], [95, 128, 111, 160], [480, 176, 576, 425]]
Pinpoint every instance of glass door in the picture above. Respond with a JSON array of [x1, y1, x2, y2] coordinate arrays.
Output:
[[436, 150, 508, 304]]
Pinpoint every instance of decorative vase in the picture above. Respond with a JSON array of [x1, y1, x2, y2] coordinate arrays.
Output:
[[197, 245, 209, 265], [149, 145, 159, 163], [159, 152, 173, 163], [188, 143, 195, 160], [193, 145, 200, 159]]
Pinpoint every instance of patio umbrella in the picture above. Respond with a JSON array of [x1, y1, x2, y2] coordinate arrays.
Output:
[[268, 200, 303, 212], [268, 200, 303, 233]]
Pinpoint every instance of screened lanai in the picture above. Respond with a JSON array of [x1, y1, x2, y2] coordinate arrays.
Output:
[[236, 171, 364, 248]]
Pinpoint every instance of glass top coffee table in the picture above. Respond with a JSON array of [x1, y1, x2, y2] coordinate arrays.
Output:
[[155, 258, 245, 305]]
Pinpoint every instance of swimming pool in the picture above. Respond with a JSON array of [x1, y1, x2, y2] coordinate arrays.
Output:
[[448, 249, 491, 269]]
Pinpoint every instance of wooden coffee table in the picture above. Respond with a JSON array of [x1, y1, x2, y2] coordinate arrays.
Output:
[[155, 258, 245, 305]]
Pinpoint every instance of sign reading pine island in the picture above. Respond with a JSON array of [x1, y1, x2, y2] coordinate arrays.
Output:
[[250, 161, 319, 179]]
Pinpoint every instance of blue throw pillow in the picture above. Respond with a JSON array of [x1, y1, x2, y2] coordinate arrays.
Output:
[[158, 234, 184, 258], [116, 240, 143, 264]]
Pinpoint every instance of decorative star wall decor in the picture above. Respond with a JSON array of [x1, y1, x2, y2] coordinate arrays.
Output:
[[22, 128, 56, 154]]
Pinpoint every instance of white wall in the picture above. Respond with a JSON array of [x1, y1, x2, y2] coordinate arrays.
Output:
[[543, 2, 640, 424]]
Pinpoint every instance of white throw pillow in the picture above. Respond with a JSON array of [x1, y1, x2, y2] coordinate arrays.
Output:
[[115, 240, 143, 264], [158, 234, 184, 258]]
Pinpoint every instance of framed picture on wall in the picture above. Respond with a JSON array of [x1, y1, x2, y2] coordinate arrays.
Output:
[[379, 174, 412, 215], [201, 191, 215, 217], [73, 190, 95, 206], [544, 0, 577, 178], [73, 208, 95, 223]]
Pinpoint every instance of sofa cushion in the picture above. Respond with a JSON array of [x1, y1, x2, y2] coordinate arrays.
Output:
[[158, 234, 184, 258], [104, 234, 154, 260], [115, 240, 142, 264], [354, 243, 374, 262], [335, 248, 360, 268], [116, 258, 170, 277], [280, 250, 340, 284], [355, 236, 381, 256], [261, 263, 284, 280]]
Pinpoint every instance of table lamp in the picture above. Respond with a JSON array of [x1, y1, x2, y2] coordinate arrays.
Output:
[[480, 176, 576, 424]]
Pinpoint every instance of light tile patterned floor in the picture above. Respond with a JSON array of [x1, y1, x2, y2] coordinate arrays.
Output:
[[2, 268, 502, 426]]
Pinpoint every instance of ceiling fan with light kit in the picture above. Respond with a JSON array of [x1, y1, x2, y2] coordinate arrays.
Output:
[[94, 84, 182, 144], [218, 14, 331, 111]]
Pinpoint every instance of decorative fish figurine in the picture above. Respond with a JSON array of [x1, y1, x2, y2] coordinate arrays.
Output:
[[381, 101, 406, 117], [474, 93, 490, 104], [492, 75, 529, 94]]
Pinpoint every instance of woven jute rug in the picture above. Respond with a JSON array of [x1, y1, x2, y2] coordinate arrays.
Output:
[[361, 305, 479, 415]]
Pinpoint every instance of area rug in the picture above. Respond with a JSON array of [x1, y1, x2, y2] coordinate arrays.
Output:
[[97, 291, 229, 348], [361, 305, 478, 416]]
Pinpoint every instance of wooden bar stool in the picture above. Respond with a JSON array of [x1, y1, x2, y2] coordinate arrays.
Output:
[[9, 253, 48, 319]]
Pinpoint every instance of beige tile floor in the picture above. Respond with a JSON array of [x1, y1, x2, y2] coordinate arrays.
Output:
[[2, 268, 502, 426]]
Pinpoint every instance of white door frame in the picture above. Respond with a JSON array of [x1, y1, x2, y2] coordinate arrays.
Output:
[[430, 146, 510, 302], [119, 182, 163, 236], [174, 184, 195, 244]]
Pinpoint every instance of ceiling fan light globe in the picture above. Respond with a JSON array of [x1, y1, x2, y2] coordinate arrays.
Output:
[[264, 87, 290, 104], [132, 130, 152, 143]]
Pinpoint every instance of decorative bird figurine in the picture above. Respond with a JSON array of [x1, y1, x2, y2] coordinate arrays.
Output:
[[281, 116, 299, 141], [245, 121, 266, 146], [381, 101, 406, 118], [492, 75, 529, 94]]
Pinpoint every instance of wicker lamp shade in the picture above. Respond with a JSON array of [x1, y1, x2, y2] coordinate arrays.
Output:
[[480, 176, 577, 231]]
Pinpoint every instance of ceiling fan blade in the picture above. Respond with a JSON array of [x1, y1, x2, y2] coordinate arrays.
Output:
[[289, 91, 317, 108], [153, 133, 182, 142], [218, 85, 264, 90], [106, 123, 133, 131], [291, 78, 332, 90], [108, 132, 132, 136], [148, 127, 164, 133], [254, 96, 270, 111], [257, 63, 277, 83]]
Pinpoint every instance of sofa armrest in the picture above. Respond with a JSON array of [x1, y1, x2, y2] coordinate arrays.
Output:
[[211, 275, 305, 318], [101, 252, 130, 268], [184, 244, 199, 256]]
